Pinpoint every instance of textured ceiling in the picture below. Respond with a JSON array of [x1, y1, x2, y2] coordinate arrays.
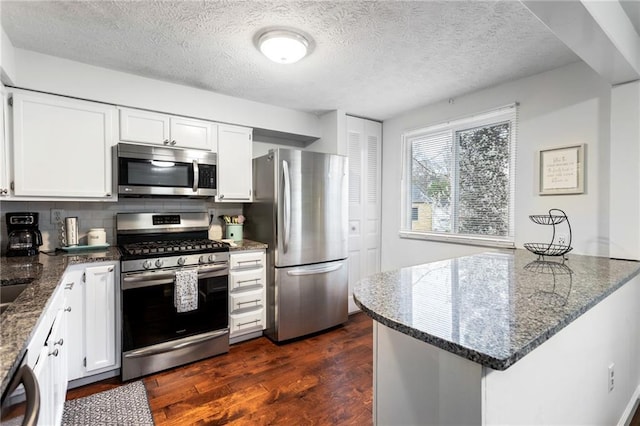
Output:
[[1, 1, 580, 121]]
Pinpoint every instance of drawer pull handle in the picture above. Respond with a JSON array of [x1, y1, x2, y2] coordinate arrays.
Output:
[[64, 282, 74, 290], [48, 349, 59, 357], [237, 260, 260, 265], [237, 299, 260, 307], [55, 339, 64, 346], [236, 278, 259, 285], [64, 307, 72, 312], [237, 319, 260, 328]]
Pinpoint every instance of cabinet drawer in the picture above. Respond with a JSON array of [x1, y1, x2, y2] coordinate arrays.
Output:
[[229, 289, 263, 314], [229, 268, 264, 292], [230, 251, 264, 270], [230, 309, 264, 334]]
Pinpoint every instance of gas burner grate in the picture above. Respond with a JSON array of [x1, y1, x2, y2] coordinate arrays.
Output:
[[122, 239, 228, 256]]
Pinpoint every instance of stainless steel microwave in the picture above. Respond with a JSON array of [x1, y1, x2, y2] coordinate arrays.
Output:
[[116, 143, 217, 197]]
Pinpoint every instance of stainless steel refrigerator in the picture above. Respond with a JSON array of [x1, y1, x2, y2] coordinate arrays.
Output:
[[245, 148, 348, 342]]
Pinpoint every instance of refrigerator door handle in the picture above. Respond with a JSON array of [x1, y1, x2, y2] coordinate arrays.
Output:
[[282, 159, 291, 253], [286, 263, 343, 276]]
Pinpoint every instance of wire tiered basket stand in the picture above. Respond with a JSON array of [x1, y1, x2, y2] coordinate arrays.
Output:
[[524, 208, 573, 260]]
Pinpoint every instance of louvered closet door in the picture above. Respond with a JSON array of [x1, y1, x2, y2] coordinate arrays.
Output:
[[347, 116, 382, 313]]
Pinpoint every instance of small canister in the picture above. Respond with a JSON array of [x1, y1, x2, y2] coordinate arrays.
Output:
[[87, 228, 107, 246], [225, 224, 243, 241], [64, 217, 78, 246]]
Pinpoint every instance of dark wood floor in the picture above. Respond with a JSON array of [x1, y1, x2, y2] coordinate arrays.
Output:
[[632, 401, 640, 426], [66, 312, 374, 425]]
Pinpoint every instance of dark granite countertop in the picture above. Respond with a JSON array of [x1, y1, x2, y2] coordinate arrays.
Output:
[[228, 239, 268, 251], [353, 250, 640, 371], [0, 247, 121, 396]]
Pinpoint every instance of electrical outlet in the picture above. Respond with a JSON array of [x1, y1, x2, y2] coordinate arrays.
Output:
[[557, 234, 568, 246], [608, 363, 615, 392], [50, 209, 65, 224]]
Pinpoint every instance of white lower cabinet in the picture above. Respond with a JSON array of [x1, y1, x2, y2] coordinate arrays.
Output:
[[25, 279, 67, 425], [229, 250, 266, 343], [64, 261, 120, 382]]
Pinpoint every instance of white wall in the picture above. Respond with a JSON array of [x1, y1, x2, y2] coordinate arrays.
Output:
[[11, 49, 322, 139], [610, 80, 640, 260], [381, 61, 613, 270], [306, 110, 347, 156], [0, 25, 16, 85], [484, 274, 640, 425], [252, 110, 347, 158]]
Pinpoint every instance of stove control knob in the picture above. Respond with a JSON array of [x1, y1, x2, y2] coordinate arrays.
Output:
[[177, 257, 186, 266], [142, 260, 153, 269], [155, 259, 164, 268], [199, 255, 207, 264], [208, 254, 216, 263]]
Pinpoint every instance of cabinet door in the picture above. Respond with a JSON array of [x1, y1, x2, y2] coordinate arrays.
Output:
[[217, 124, 253, 202], [0, 91, 10, 197], [12, 92, 116, 199], [33, 345, 54, 426], [84, 264, 117, 372], [119, 107, 170, 145], [347, 117, 382, 313], [63, 269, 85, 381], [48, 309, 68, 426], [170, 117, 216, 150]]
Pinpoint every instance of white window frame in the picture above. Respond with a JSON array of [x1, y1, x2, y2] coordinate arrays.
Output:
[[400, 104, 517, 248]]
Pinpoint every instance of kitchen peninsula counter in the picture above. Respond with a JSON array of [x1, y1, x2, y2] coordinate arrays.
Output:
[[0, 248, 121, 396], [354, 250, 640, 425]]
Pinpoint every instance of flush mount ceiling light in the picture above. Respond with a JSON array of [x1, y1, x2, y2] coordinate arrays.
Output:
[[258, 29, 310, 64]]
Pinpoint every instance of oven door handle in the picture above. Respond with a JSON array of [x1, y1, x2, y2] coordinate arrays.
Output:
[[122, 264, 228, 290], [124, 329, 229, 358]]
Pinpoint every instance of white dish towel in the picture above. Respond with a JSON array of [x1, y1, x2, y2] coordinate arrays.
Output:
[[174, 269, 198, 313]]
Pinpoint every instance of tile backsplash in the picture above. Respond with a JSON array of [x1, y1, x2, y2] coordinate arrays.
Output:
[[0, 199, 243, 253]]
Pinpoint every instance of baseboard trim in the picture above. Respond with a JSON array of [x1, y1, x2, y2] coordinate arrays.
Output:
[[67, 369, 120, 390], [618, 384, 640, 426]]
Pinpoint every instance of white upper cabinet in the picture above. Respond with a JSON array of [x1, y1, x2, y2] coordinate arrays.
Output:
[[119, 107, 216, 151], [217, 124, 253, 202], [11, 91, 116, 200], [170, 116, 217, 151], [119, 108, 170, 144]]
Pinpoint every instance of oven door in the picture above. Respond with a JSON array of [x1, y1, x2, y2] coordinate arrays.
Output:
[[122, 265, 228, 351], [121, 265, 229, 380], [117, 143, 217, 197]]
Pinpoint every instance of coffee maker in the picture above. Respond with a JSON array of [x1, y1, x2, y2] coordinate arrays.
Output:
[[6, 212, 43, 257]]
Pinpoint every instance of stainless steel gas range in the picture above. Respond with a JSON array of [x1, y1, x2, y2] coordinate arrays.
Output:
[[116, 212, 229, 381]]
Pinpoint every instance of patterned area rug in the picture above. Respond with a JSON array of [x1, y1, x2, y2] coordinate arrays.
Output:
[[62, 381, 154, 426]]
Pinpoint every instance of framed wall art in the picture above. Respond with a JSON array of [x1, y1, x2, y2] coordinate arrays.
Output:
[[538, 144, 585, 195]]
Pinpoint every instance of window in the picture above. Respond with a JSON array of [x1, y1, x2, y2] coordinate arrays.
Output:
[[401, 104, 517, 247]]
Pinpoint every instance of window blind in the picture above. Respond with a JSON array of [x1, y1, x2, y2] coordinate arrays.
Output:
[[402, 104, 518, 245]]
